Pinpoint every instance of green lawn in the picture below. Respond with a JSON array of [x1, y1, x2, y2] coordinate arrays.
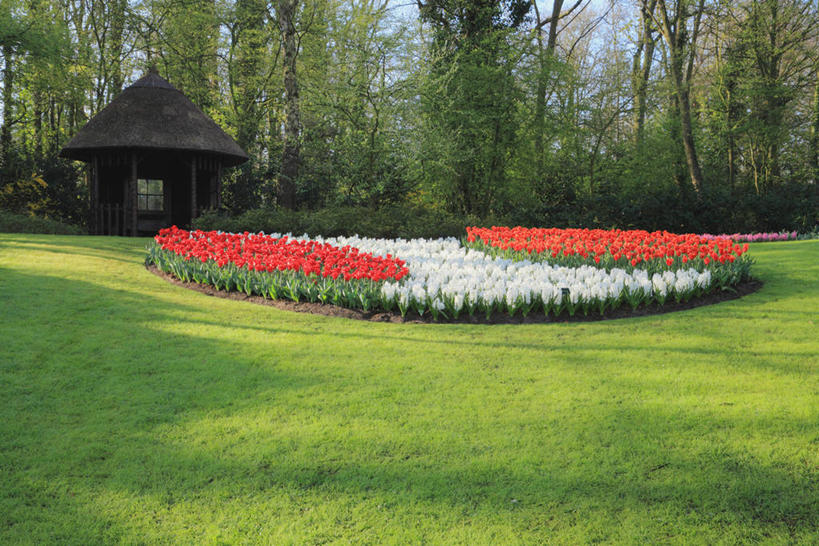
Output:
[[1, 234, 817, 544]]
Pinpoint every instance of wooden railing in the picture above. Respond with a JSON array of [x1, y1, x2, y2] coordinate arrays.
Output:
[[91, 204, 133, 236]]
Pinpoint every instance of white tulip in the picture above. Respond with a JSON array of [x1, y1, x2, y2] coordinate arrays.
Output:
[[285, 234, 715, 314]]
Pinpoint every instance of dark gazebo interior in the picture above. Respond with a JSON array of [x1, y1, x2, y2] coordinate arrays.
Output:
[[60, 68, 248, 236], [90, 150, 224, 236]]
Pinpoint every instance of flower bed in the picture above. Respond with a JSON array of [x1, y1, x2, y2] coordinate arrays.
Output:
[[147, 226, 754, 321], [701, 231, 798, 243], [466, 226, 751, 282], [147, 226, 408, 311], [333, 235, 714, 319]]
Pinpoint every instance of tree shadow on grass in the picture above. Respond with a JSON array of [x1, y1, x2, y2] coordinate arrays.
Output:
[[126, 308, 816, 377], [55, 387, 819, 542], [98, 295, 819, 381], [2, 269, 816, 542], [0, 269, 326, 541]]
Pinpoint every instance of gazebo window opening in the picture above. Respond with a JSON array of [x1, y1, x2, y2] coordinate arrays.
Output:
[[138, 179, 164, 211]]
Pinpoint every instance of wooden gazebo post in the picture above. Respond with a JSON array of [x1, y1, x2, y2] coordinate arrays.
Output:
[[91, 155, 99, 235], [131, 152, 138, 236], [191, 157, 198, 223], [216, 163, 222, 209]]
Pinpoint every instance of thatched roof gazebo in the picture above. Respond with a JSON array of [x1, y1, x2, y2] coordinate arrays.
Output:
[[60, 68, 249, 236]]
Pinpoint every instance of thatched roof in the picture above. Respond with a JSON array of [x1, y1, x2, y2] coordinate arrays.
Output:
[[60, 70, 249, 167]]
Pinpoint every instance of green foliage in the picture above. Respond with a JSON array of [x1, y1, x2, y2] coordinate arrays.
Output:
[[196, 174, 817, 242], [0, 209, 83, 234], [417, 1, 528, 216], [0, 173, 49, 215], [157, 0, 220, 115], [294, 0, 417, 210], [0, 0, 816, 233], [417, 0, 531, 35], [0, 0, 65, 58], [193, 204, 493, 239], [0, 160, 86, 224]]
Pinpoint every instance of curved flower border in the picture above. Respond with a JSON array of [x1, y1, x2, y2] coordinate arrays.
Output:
[[147, 226, 754, 321]]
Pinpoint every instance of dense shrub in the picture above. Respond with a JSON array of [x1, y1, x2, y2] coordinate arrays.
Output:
[[193, 205, 506, 240], [561, 183, 816, 234], [193, 188, 817, 239], [192, 165, 819, 240], [0, 210, 84, 235], [0, 162, 87, 226]]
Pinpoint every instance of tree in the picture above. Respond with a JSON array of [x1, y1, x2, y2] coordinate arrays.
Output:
[[530, 1, 589, 182], [2, 0, 817, 233], [649, 0, 707, 194], [737, 0, 818, 192], [631, 0, 657, 145], [812, 69, 819, 183], [300, 0, 411, 207], [0, 0, 63, 173], [224, 0, 275, 212], [158, 0, 220, 114], [275, 0, 301, 209], [417, 0, 530, 216]]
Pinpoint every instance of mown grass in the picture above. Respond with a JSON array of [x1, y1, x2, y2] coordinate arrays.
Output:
[[0, 234, 817, 544]]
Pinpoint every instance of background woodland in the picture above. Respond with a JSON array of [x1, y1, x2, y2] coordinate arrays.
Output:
[[1, 0, 817, 233]]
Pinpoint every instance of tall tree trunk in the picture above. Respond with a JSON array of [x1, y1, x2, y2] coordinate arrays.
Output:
[[665, 52, 686, 190], [545, 1, 563, 52], [277, 0, 299, 209], [653, 0, 705, 194], [33, 89, 44, 161], [233, 0, 267, 153], [109, 0, 126, 98], [531, 1, 585, 186], [727, 96, 736, 190], [533, 0, 563, 185], [632, 0, 656, 145], [1, 46, 13, 172], [675, 75, 704, 193], [811, 73, 819, 184], [761, 0, 782, 188], [534, 35, 547, 183], [631, 36, 645, 140], [724, 53, 738, 191]]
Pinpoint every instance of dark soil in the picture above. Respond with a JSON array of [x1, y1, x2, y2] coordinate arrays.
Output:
[[147, 265, 763, 325]]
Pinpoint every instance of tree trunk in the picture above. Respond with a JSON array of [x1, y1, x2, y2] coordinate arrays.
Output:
[[631, 38, 645, 140], [109, 0, 126, 99], [677, 82, 704, 194], [725, 70, 737, 190], [1, 46, 13, 172], [534, 36, 547, 183], [633, 0, 656, 145], [33, 89, 43, 160], [727, 126, 736, 190], [655, 0, 705, 195], [668, 46, 703, 193], [277, 0, 300, 209], [811, 74, 819, 184], [533, 0, 562, 185], [545, 0, 563, 52]]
